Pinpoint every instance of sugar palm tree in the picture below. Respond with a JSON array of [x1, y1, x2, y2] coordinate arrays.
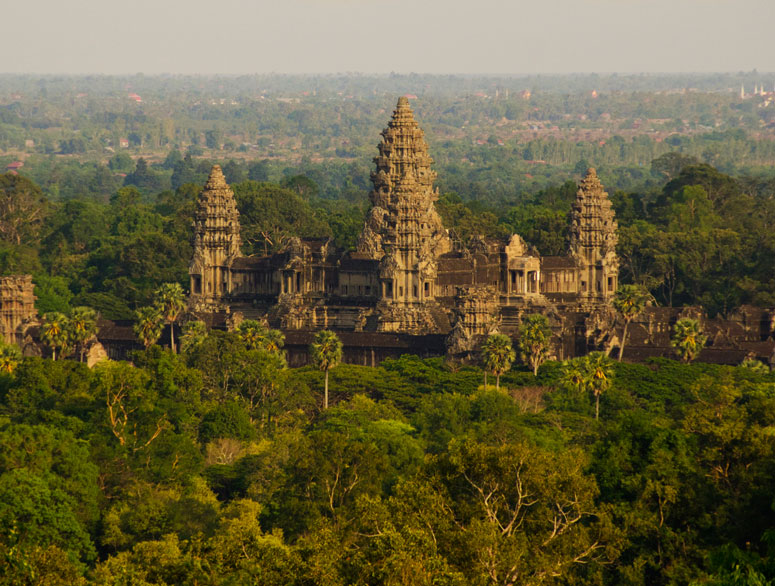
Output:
[[586, 352, 614, 420], [238, 320, 285, 355], [613, 284, 650, 362], [154, 283, 186, 353], [41, 312, 71, 360], [560, 352, 614, 420], [0, 343, 21, 374], [481, 333, 516, 390], [69, 306, 98, 362], [134, 306, 164, 349], [310, 330, 343, 409], [671, 318, 707, 363], [517, 314, 552, 376]]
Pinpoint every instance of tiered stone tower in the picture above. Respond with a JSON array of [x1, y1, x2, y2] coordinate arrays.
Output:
[[0, 275, 36, 345], [568, 168, 619, 303], [189, 165, 241, 311], [357, 97, 452, 332]]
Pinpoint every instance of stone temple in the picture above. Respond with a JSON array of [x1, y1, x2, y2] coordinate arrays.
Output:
[[188, 97, 622, 362]]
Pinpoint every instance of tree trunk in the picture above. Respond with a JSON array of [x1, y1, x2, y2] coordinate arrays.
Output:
[[533, 360, 539, 377], [52, 349, 56, 361], [496, 374, 500, 391], [170, 322, 176, 354], [324, 368, 329, 409], [595, 393, 600, 420], [484, 370, 488, 390], [619, 321, 629, 362]]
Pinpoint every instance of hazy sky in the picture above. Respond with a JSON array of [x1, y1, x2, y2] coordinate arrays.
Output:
[[2, 0, 772, 74]]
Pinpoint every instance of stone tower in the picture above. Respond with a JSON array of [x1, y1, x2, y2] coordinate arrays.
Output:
[[189, 165, 241, 310], [568, 168, 618, 303], [357, 97, 451, 331]]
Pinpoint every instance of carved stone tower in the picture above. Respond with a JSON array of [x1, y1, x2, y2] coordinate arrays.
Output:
[[357, 97, 451, 332], [189, 165, 241, 310], [568, 168, 619, 303]]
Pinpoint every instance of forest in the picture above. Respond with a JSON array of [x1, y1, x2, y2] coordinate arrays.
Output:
[[1, 74, 775, 584], [1, 333, 775, 585]]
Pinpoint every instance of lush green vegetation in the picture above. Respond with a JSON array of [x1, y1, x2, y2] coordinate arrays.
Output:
[[1, 336, 774, 585]]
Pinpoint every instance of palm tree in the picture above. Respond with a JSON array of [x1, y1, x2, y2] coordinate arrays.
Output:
[[517, 314, 552, 376], [180, 320, 208, 354], [259, 328, 285, 355], [154, 283, 186, 353], [0, 343, 21, 374], [671, 318, 707, 363], [41, 312, 71, 360], [481, 333, 516, 391], [586, 352, 614, 420], [237, 320, 285, 354], [310, 330, 343, 409], [69, 306, 98, 362], [613, 284, 650, 362], [134, 306, 164, 349], [560, 352, 614, 420]]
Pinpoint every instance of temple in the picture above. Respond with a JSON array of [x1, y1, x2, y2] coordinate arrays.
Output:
[[188, 97, 621, 360]]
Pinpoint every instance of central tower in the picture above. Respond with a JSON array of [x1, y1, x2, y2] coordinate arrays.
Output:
[[569, 168, 619, 303], [357, 97, 451, 332], [189, 165, 241, 311]]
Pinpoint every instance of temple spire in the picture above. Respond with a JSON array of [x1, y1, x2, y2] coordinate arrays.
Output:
[[569, 168, 619, 300], [189, 165, 241, 310], [357, 97, 452, 331]]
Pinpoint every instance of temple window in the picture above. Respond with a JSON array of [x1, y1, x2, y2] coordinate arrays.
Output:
[[192, 275, 201, 294]]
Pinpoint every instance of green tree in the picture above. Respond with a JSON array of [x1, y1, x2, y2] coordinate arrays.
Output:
[[481, 333, 516, 390], [561, 352, 614, 420], [0, 469, 96, 563], [310, 330, 343, 409], [517, 314, 552, 375], [0, 342, 21, 374], [671, 318, 707, 363], [237, 319, 285, 354], [154, 282, 186, 353], [40, 312, 71, 360], [612, 284, 650, 362], [0, 173, 47, 246], [134, 306, 163, 349], [180, 320, 207, 354], [68, 306, 98, 363]]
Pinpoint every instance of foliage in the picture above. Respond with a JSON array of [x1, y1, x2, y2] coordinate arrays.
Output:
[[237, 320, 285, 354], [310, 330, 343, 409], [613, 284, 650, 361], [153, 282, 186, 353], [0, 342, 21, 374], [134, 305, 163, 349], [671, 318, 708, 363], [40, 312, 71, 361], [560, 352, 615, 419], [481, 333, 516, 390], [517, 314, 553, 375]]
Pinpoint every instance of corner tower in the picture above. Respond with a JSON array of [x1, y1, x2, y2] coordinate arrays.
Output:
[[569, 168, 618, 303], [357, 98, 451, 329], [189, 165, 241, 310]]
